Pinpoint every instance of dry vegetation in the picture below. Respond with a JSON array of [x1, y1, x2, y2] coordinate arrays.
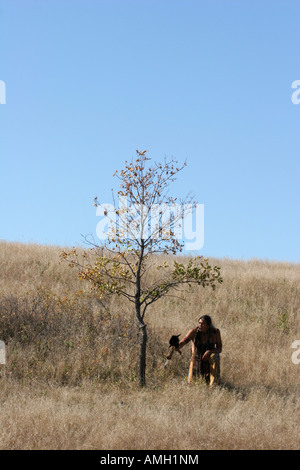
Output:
[[0, 241, 299, 450]]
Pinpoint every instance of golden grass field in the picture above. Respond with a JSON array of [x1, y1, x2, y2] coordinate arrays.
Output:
[[0, 241, 299, 450]]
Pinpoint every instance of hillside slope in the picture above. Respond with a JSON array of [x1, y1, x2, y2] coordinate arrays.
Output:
[[0, 241, 299, 449]]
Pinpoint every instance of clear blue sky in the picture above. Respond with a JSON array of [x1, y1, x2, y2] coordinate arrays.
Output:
[[0, 0, 299, 262]]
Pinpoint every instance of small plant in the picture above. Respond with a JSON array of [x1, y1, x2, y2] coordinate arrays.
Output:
[[276, 308, 290, 333]]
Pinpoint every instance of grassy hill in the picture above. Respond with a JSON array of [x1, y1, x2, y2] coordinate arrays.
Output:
[[0, 241, 299, 449]]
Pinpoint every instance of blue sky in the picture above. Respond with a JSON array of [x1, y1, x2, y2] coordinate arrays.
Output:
[[0, 0, 299, 262]]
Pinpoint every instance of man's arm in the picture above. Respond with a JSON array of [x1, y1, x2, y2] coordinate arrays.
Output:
[[178, 328, 197, 350], [213, 328, 222, 354]]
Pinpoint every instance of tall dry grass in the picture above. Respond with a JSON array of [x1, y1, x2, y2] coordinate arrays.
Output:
[[0, 241, 299, 449]]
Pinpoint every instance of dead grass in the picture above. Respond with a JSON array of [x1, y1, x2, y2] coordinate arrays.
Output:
[[0, 379, 298, 450], [0, 241, 299, 450]]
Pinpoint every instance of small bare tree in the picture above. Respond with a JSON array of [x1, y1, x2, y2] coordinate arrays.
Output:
[[61, 151, 222, 386]]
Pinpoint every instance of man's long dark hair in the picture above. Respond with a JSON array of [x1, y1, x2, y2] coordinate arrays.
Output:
[[198, 315, 212, 327]]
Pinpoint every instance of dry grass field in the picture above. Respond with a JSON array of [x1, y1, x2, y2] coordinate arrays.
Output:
[[0, 241, 299, 450]]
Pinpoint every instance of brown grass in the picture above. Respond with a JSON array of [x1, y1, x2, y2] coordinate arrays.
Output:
[[0, 241, 299, 450]]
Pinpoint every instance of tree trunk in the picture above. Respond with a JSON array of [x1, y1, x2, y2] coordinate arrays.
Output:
[[135, 241, 147, 387], [139, 323, 147, 387]]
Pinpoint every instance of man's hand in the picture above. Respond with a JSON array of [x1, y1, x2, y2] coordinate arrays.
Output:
[[201, 350, 211, 361], [166, 341, 182, 360]]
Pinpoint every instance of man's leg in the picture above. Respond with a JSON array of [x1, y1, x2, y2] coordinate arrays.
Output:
[[209, 353, 220, 386]]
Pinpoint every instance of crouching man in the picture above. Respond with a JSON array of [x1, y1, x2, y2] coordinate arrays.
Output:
[[174, 315, 222, 386]]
